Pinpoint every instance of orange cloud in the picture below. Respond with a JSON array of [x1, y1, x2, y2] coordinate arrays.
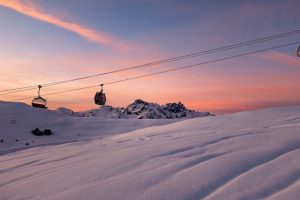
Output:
[[0, 0, 129, 49]]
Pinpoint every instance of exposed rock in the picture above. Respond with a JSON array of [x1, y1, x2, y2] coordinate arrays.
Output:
[[59, 99, 213, 119]]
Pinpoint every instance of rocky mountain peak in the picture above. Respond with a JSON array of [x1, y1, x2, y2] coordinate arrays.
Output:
[[58, 99, 213, 119]]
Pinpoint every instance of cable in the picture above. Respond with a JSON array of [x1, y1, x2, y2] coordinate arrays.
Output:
[[0, 87, 42, 96], [1, 29, 300, 95], [11, 41, 299, 102]]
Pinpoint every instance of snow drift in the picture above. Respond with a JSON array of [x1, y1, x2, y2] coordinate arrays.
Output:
[[1, 102, 300, 200]]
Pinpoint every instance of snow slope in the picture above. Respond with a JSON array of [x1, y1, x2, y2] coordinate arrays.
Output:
[[0, 102, 176, 153], [1, 104, 300, 200]]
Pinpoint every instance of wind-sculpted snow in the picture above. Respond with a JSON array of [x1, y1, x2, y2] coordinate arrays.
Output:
[[1, 103, 300, 200]]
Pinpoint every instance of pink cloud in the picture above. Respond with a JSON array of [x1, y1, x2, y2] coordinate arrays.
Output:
[[0, 0, 129, 49], [260, 51, 300, 68]]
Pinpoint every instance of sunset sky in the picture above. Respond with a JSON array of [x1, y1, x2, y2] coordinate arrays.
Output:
[[0, 0, 299, 113]]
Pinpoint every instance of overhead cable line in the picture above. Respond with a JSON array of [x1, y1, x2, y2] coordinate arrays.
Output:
[[1, 29, 300, 95], [11, 41, 299, 102]]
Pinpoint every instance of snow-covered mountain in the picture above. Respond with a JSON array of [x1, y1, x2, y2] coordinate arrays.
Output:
[[58, 99, 213, 119]]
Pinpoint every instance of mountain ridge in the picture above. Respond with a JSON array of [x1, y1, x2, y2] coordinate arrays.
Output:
[[57, 99, 213, 119]]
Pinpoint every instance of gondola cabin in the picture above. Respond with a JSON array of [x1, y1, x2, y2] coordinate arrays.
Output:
[[94, 84, 106, 105], [32, 97, 47, 109], [32, 85, 47, 109]]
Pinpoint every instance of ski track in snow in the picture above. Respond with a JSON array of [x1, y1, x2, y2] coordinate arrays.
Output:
[[1, 102, 300, 200]]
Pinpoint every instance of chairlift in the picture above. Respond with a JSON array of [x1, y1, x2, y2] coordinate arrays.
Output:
[[94, 84, 106, 105], [297, 45, 300, 57], [32, 85, 47, 109]]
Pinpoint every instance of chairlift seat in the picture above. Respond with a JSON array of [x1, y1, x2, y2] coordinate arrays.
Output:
[[297, 45, 300, 57]]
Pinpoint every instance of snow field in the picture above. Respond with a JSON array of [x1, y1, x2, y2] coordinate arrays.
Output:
[[1, 102, 300, 200]]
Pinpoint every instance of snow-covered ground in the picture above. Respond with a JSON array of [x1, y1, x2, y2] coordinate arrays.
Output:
[[0, 102, 176, 153], [1, 102, 300, 200]]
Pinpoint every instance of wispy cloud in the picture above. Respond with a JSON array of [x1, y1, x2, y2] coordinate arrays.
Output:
[[0, 0, 129, 49], [259, 50, 300, 68]]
